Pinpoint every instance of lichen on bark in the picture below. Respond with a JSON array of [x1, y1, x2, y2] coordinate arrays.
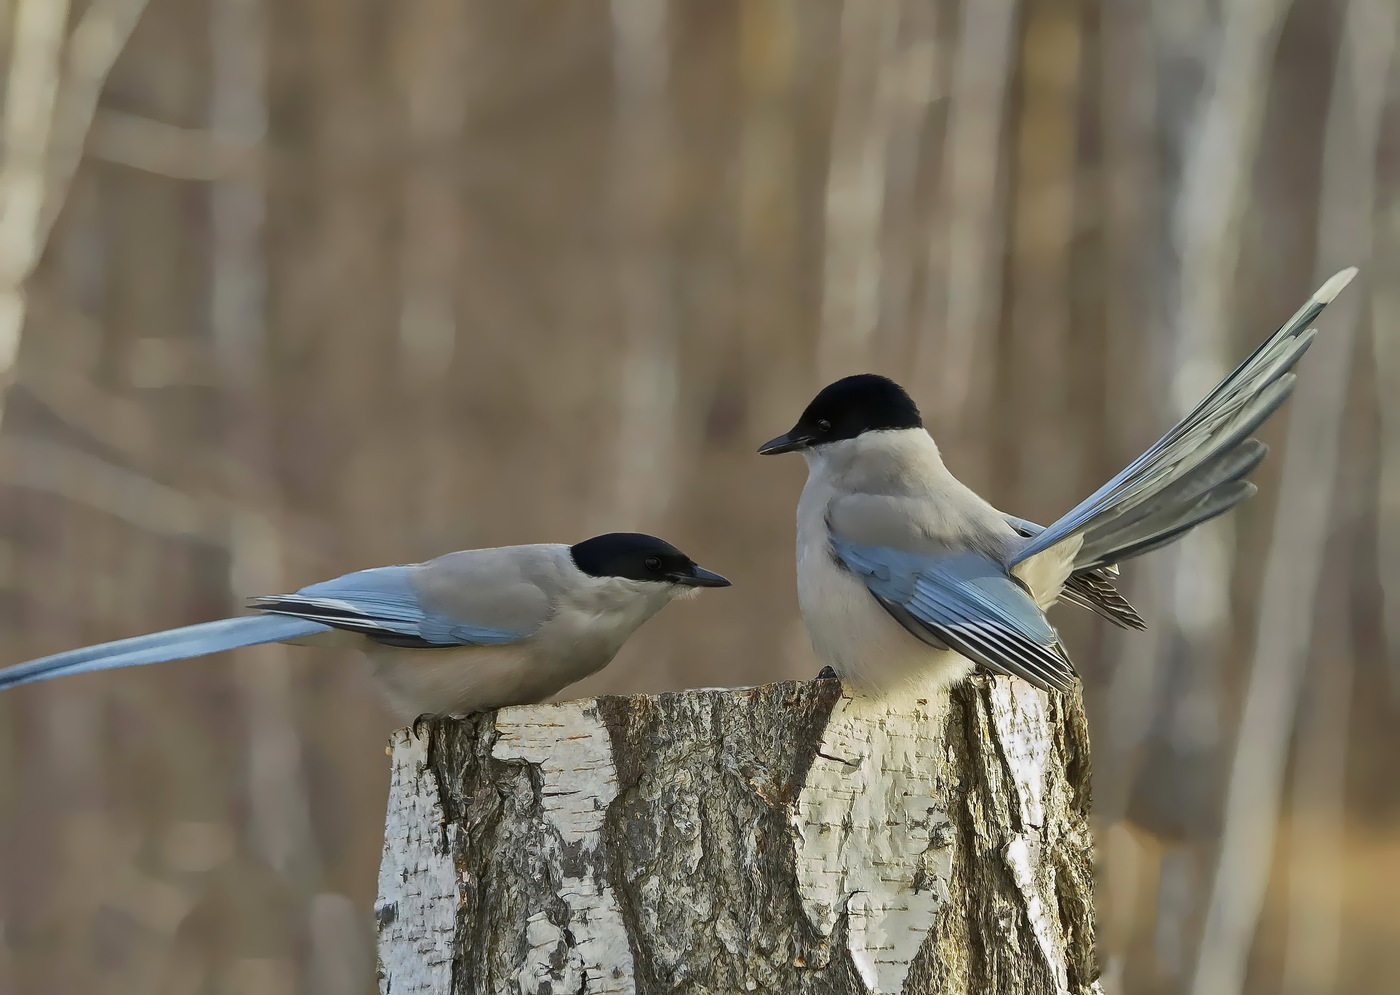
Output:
[[376, 677, 1098, 995]]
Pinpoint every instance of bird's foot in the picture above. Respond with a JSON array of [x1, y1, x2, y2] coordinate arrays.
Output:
[[816, 665, 840, 681], [411, 713, 436, 739]]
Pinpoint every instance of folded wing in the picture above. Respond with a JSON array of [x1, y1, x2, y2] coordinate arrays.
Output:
[[832, 538, 1078, 694], [250, 562, 539, 649]]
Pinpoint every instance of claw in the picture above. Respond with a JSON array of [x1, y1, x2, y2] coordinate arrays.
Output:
[[411, 713, 434, 739], [816, 665, 839, 681]]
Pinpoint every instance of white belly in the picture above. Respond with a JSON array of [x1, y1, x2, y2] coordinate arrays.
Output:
[[797, 533, 974, 697], [359, 640, 615, 721]]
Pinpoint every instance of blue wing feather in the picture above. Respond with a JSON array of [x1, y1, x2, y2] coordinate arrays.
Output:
[[0, 562, 531, 693], [831, 539, 1078, 693], [251, 565, 528, 647]]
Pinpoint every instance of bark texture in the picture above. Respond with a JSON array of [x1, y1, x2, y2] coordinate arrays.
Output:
[[375, 677, 1098, 995]]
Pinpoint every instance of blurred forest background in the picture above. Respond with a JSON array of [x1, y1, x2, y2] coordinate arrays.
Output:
[[0, 0, 1394, 993]]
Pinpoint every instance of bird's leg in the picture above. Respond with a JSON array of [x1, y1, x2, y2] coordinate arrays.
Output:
[[411, 713, 435, 739]]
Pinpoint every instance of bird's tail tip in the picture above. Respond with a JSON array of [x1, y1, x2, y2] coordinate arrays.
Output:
[[1315, 266, 1358, 304]]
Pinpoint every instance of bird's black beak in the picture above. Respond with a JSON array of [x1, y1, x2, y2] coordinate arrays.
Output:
[[670, 564, 732, 588], [757, 429, 811, 455]]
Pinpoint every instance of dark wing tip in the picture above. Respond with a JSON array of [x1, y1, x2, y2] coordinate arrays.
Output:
[[1063, 571, 1148, 630]]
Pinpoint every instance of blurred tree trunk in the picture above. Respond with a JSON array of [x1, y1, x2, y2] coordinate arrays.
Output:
[[376, 680, 1098, 995]]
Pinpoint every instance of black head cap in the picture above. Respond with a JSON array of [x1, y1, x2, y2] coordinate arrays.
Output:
[[758, 374, 922, 454], [569, 533, 731, 588]]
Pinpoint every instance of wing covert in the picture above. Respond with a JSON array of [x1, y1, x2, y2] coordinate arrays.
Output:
[[251, 562, 537, 649], [831, 539, 1078, 693]]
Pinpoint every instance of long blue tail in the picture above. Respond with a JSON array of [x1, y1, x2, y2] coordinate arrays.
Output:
[[0, 615, 331, 692]]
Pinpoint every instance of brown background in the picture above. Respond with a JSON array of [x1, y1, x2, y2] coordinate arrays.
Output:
[[0, 1, 1396, 993]]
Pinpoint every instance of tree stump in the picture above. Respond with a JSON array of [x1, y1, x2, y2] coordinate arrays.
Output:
[[374, 678, 1099, 994]]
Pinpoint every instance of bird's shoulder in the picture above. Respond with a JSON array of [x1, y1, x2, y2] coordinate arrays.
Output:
[[410, 543, 571, 629], [809, 430, 1018, 559], [420, 542, 570, 580], [825, 488, 1020, 563]]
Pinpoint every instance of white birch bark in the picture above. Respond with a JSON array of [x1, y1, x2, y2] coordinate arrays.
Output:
[[376, 679, 1099, 995]]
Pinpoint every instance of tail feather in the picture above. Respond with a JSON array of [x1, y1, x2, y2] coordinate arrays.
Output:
[[1060, 571, 1148, 630], [1082, 483, 1258, 568], [1009, 269, 1355, 571], [0, 615, 330, 692], [1076, 441, 1268, 569], [1070, 373, 1292, 547], [1078, 438, 1266, 547], [1003, 514, 1147, 629]]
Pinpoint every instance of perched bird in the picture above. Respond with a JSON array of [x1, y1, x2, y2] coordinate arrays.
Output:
[[759, 269, 1356, 696], [0, 532, 730, 720]]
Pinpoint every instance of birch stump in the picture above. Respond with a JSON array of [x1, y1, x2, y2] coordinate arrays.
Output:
[[375, 677, 1098, 995]]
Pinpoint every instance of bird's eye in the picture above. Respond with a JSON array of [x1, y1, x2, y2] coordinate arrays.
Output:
[[817, 419, 832, 433], [644, 556, 662, 572]]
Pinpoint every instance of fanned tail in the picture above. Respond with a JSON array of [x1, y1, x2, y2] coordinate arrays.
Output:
[[1010, 268, 1356, 577]]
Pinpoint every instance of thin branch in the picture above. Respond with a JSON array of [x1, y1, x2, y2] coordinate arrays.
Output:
[[15, 343, 183, 464], [87, 109, 260, 181], [818, 0, 901, 380], [875, 0, 939, 364], [210, 0, 323, 894], [0, 0, 150, 442], [1281, 642, 1353, 995], [1004, 0, 1085, 506], [915, 0, 1018, 483], [1283, 6, 1397, 992], [0, 0, 74, 377], [1166, 0, 1292, 653], [1369, 20, 1400, 694], [1093, 0, 1164, 834], [37, 0, 155, 244], [0, 435, 227, 541], [1189, 2, 1393, 991], [608, 0, 678, 530], [1142, 1, 1293, 978], [735, 0, 801, 406]]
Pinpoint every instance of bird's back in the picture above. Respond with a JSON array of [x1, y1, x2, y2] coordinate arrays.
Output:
[[411, 542, 571, 629], [800, 430, 1019, 558]]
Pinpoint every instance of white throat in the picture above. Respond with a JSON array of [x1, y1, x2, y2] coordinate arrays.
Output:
[[800, 428, 942, 482]]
